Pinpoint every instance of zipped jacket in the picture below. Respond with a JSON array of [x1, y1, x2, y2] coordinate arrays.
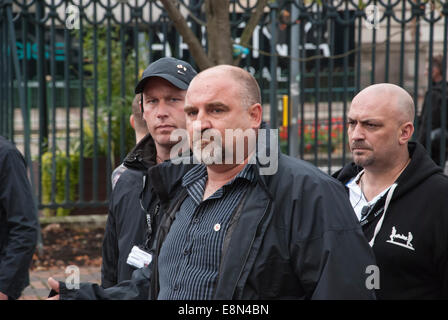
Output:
[[0, 136, 38, 299], [62, 151, 377, 299]]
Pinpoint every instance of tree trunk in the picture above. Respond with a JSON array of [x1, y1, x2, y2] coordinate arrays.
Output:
[[160, 0, 268, 69], [159, 0, 213, 70], [205, 0, 233, 65]]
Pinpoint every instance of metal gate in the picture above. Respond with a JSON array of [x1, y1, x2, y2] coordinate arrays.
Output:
[[1, 0, 447, 214]]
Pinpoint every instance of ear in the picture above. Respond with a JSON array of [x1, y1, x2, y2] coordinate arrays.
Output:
[[130, 115, 135, 129], [248, 103, 263, 129], [398, 122, 414, 145]]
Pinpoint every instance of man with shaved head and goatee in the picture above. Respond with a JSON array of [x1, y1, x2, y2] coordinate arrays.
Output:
[[334, 83, 448, 299]]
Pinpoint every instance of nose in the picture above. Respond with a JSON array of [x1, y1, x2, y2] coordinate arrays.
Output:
[[194, 109, 212, 131], [155, 101, 169, 120], [349, 123, 365, 141]]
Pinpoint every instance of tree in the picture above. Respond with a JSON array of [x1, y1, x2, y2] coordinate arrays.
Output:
[[159, 0, 271, 70]]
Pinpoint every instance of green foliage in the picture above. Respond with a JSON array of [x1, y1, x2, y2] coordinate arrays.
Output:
[[40, 25, 144, 216], [77, 25, 141, 160], [41, 149, 79, 217]]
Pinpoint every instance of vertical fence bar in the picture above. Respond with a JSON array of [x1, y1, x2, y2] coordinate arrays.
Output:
[[413, 1, 421, 139], [106, 0, 112, 198], [341, 0, 349, 166], [424, 7, 434, 155], [50, 0, 57, 206], [269, 1, 278, 129], [440, 2, 448, 168], [370, 0, 376, 84], [36, 0, 47, 206], [399, 0, 406, 87], [355, 8, 362, 93], [313, 5, 322, 166], [64, 0, 72, 206], [384, 0, 391, 83], [289, 1, 299, 157], [327, 16, 335, 174], [21, 2, 29, 160], [120, 3, 126, 161], [0, 6, 5, 138], [92, 2, 99, 202], [78, 0, 85, 203], [299, 15, 305, 158]]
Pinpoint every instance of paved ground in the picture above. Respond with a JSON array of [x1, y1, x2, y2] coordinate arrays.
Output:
[[19, 266, 101, 300]]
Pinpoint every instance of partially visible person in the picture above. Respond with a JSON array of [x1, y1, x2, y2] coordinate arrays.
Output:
[[334, 83, 448, 299], [0, 136, 38, 300], [101, 57, 196, 288], [417, 54, 448, 167], [111, 95, 149, 190]]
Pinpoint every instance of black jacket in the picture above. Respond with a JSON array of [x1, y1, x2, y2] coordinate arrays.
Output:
[[333, 142, 448, 299], [101, 133, 157, 288], [0, 136, 38, 299], [417, 81, 448, 166], [62, 150, 376, 299]]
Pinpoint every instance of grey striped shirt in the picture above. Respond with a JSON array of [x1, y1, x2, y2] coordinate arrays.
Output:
[[157, 163, 255, 300]]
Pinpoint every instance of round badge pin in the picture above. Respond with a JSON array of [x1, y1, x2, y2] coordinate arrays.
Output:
[[214, 223, 221, 232]]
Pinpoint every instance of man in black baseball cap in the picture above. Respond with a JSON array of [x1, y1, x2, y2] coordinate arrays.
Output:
[[100, 57, 197, 289]]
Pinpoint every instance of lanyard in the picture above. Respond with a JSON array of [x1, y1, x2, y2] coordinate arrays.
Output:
[[139, 174, 157, 250], [368, 183, 398, 247]]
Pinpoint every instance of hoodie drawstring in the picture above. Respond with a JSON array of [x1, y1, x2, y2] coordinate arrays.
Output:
[[369, 183, 398, 247]]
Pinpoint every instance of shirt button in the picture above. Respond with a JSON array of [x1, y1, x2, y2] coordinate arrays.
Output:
[[173, 284, 179, 291], [183, 249, 190, 255], [193, 218, 199, 224]]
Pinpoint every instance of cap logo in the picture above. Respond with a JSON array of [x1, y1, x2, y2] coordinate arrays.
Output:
[[177, 64, 187, 75]]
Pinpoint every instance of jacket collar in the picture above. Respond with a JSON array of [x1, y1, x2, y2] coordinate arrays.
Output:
[[123, 133, 157, 171]]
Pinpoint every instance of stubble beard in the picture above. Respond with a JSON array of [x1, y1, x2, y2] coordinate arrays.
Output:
[[353, 153, 375, 168]]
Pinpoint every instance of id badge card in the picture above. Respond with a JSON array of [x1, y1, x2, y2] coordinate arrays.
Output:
[[126, 245, 153, 269]]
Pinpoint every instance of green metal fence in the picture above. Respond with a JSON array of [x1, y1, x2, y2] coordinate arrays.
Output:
[[1, 0, 447, 215]]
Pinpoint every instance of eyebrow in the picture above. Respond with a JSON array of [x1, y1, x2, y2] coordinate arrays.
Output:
[[184, 105, 196, 113], [205, 102, 229, 110], [347, 117, 382, 124], [184, 102, 230, 112]]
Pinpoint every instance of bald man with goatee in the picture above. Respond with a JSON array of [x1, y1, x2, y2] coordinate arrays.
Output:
[[334, 83, 448, 299]]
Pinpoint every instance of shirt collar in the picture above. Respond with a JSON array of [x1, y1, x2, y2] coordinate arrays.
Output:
[[182, 163, 255, 188], [182, 163, 255, 204]]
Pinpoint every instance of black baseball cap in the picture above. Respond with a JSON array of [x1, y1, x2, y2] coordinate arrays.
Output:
[[134, 57, 197, 94]]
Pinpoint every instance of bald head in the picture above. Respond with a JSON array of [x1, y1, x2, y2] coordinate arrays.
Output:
[[354, 83, 415, 124], [192, 65, 261, 109], [348, 83, 415, 170]]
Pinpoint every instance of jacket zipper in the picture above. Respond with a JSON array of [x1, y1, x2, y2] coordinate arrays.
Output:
[[227, 198, 272, 300]]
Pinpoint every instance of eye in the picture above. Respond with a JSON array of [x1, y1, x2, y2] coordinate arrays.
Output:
[[186, 110, 198, 117], [146, 98, 157, 105], [211, 108, 223, 114]]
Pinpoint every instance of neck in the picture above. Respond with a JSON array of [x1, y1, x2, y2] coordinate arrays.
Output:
[[363, 152, 410, 190], [206, 162, 247, 185], [155, 144, 172, 164], [135, 132, 147, 144]]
